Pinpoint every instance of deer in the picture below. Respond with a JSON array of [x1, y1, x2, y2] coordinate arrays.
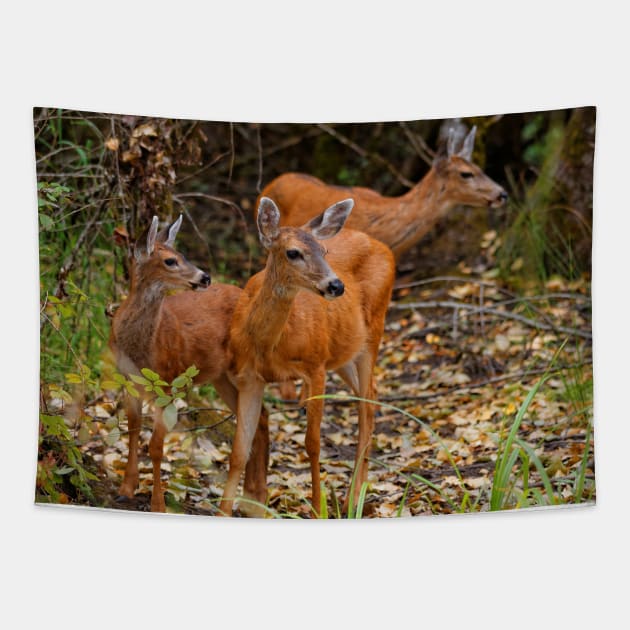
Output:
[[109, 215, 269, 513], [257, 125, 508, 261], [218, 196, 396, 517]]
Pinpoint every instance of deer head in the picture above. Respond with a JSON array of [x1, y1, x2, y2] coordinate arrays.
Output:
[[132, 215, 211, 291], [257, 197, 353, 299], [434, 126, 508, 209]]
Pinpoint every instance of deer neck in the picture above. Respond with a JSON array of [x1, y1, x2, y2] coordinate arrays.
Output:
[[243, 257, 297, 355], [114, 276, 167, 371], [378, 168, 457, 258]]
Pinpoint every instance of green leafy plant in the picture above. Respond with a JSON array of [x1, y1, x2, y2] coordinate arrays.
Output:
[[103, 365, 200, 431], [37, 413, 98, 504], [37, 181, 72, 231]]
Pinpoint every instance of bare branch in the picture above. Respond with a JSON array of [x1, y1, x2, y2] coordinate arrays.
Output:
[[317, 123, 415, 189], [399, 121, 435, 166], [391, 299, 591, 339]]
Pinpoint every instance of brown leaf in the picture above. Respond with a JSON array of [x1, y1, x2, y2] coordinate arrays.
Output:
[[132, 123, 158, 138], [121, 144, 142, 163]]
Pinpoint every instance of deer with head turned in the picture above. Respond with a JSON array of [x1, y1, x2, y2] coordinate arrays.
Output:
[[109, 215, 268, 513], [219, 197, 395, 517], [257, 125, 507, 261]]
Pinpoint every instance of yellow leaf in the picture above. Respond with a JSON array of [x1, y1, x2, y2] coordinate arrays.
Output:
[[105, 137, 119, 151]]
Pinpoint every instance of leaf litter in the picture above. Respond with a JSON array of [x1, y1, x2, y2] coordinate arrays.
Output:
[[74, 273, 593, 517]]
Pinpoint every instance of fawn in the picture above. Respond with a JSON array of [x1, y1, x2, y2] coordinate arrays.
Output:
[[219, 197, 395, 516], [109, 215, 268, 513]]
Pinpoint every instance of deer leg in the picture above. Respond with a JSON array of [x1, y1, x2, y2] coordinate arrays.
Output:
[[345, 352, 376, 514], [118, 393, 142, 500], [335, 363, 360, 395], [304, 369, 326, 517], [148, 406, 167, 513], [219, 379, 265, 516], [213, 374, 269, 515], [242, 407, 269, 517]]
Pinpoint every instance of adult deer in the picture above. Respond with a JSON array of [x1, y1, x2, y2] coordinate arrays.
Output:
[[109, 215, 268, 513], [258, 125, 507, 260], [219, 197, 395, 517]]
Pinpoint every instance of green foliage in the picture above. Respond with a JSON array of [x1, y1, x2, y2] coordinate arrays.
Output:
[[108, 365, 200, 431], [490, 375, 551, 510], [497, 114, 589, 285], [36, 413, 98, 504]]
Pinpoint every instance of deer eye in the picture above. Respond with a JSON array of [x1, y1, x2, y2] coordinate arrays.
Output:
[[460, 171, 474, 179], [286, 249, 302, 261], [164, 257, 178, 267]]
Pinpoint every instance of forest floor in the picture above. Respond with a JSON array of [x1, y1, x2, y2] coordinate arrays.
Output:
[[73, 245, 594, 518]]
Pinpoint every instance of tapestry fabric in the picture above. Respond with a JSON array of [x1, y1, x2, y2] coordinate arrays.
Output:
[[35, 107, 595, 518]]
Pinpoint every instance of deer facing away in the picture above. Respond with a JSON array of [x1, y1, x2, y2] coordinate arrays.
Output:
[[219, 197, 395, 517], [258, 125, 507, 260], [109, 215, 268, 513]]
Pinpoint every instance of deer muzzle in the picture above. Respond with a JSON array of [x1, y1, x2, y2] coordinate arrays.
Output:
[[323, 278, 345, 299], [490, 189, 508, 208], [190, 272, 211, 290]]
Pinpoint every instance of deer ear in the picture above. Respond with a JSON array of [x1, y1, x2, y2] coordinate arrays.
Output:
[[134, 216, 159, 260], [257, 197, 281, 249], [458, 126, 476, 161], [446, 127, 457, 158], [304, 198, 353, 241], [157, 214, 183, 247]]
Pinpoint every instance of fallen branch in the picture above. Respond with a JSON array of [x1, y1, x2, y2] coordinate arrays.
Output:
[[379, 361, 591, 402], [391, 299, 591, 340]]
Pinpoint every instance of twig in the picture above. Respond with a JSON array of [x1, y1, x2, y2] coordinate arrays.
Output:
[[213, 127, 322, 176], [398, 121, 435, 166], [379, 361, 591, 402], [228, 122, 235, 186], [479, 283, 485, 337], [54, 199, 108, 298], [317, 123, 415, 189], [173, 192, 244, 217], [394, 275, 499, 290], [40, 312, 84, 371], [172, 192, 250, 268], [176, 150, 232, 186], [394, 276, 589, 303], [391, 300, 591, 339], [256, 125, 263, 193]]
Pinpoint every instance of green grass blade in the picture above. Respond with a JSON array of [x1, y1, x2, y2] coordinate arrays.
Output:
[[574, 418, 593, 502], [514, 438, 558, 505], [491, 447, 521, 510], [396, 482, 411, 517], [319, 482, 329, 519], [353, 483, 368, 519]]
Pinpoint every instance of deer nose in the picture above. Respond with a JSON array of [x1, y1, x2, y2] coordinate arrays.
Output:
[[498, 190, 508, 203], [200, 272, 211, 287], [326, 278, 345, 297]]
